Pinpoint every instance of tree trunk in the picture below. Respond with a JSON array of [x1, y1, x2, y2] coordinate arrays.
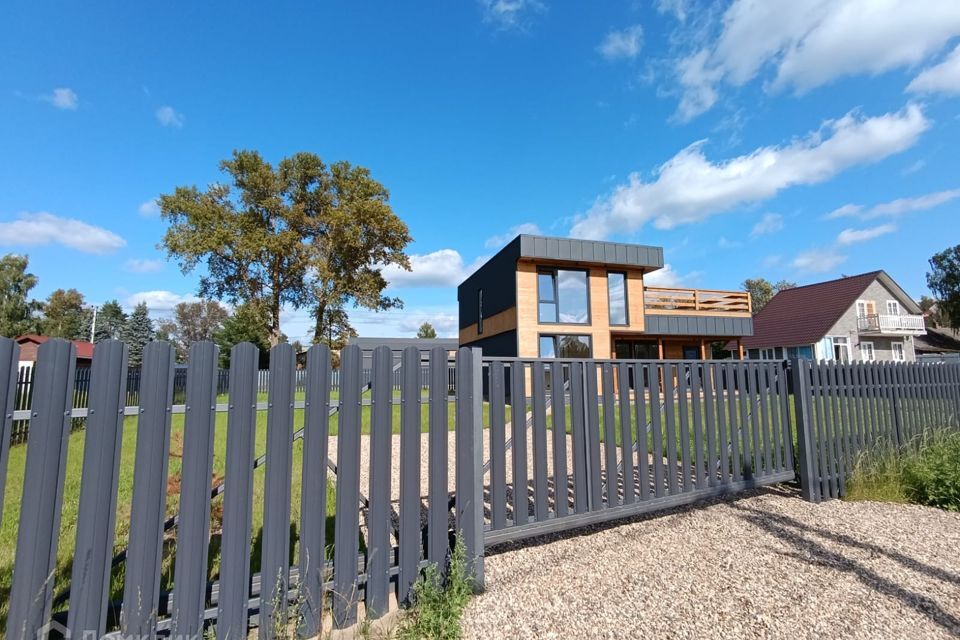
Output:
[[312, 302, 327, 344], [269, 297, 282, 347]]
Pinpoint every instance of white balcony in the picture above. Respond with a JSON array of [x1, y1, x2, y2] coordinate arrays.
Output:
[[857, 314, 926, 335]]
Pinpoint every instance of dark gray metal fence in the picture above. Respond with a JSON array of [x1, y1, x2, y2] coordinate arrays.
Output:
[[0, 338, 480, 640], [3, 335, 959, 638], [791, 358, 960, 502], [481, 358, 796, 547], [9, 362, 456, 445]]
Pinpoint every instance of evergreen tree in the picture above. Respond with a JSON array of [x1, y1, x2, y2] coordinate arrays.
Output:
[[416, 322, 438, 339], [123, 302, 154, 366], [213, 302, 271, 368], [84, 299, 128, 342]]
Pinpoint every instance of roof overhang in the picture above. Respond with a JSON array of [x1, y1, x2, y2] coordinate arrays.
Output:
[[517, 234, 664, 272]]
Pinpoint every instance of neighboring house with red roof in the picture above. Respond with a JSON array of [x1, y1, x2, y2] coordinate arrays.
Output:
[[741, 271, 925, 363], [15, 334, 95, 368]]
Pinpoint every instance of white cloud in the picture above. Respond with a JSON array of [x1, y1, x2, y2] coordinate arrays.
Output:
[[836, 223, 897, 245], [570, 104, 928, 239], [907, 44, 960, 95], [824, 203, 863, 219], [156, 105, 185, 128], [280, 305, 460, 341], [485, 222, 542, 248], [792, 248, 847, 273], [381, 249, 487, 288], [479, 0, 544, 31], [124, 258, 165, 273], [750, 213, 784, 237], [825, 188, 960, 219], [644, 264, 689, 287], [138, 199, 160, 217], [126, 290, 199, 314], [0, 212, 125, 254], [656, 0, 689, 22], [674, 0, 960, 120], [867, 189, 960, 218], [43, 87, 78, 110], [902, 159, 926, 175], [598, 25, 644, 61]]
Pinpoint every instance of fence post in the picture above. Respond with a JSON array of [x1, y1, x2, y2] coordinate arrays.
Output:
[[7, 339, 76, 640], [455, 347, 485, 591], [789, 358, 819, 503], [67, 340, 128, 639], [0, 337, 20, 521]]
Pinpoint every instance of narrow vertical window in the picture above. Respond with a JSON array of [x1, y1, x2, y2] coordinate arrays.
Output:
[[478, 289, 483, 334], [607, 272, 628, 325]]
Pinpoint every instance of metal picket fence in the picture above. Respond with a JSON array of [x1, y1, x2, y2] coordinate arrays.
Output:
[[0, 338, 482, 640], [480, 358, 796, 546], [2, 335, 960, 639], [791, 358, 960, 502]]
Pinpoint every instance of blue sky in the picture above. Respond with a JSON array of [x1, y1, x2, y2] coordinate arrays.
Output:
[[2, 1, 960, 341]]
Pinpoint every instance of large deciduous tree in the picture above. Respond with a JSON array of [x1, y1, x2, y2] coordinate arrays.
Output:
[[160, 300, 229, 360], [742, 278, 797, 313], [42, 288, 87, 340], [159, 150, 411, 346], [927, 245, 960, 330], [315, 304, 357, 352], [0, 254, 41, 337]]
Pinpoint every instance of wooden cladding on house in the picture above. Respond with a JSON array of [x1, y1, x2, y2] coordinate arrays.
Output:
[[459, 306, 517, 344], [515, 261, 648, 357]]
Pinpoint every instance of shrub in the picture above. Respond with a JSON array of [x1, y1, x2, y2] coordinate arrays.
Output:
[[901, 432, 960, 511]]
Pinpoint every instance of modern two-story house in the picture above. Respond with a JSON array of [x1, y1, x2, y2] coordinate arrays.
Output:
[[741, 271, 925, 362], [457, 234, 754, 359]]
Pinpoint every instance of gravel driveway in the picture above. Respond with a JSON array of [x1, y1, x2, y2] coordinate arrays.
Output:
[[462, 487, 960, 639]]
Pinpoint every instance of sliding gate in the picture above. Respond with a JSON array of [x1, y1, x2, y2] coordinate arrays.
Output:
[[481, 358, 796, 546]]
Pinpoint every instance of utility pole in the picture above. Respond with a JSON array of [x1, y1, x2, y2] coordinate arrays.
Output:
[[89, 304, 98, 342]]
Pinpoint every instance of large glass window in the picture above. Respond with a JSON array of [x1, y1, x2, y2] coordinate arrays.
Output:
[[539, 334, 592, 358], [607, 272, 628, 325], [537, 268, 589, 324]]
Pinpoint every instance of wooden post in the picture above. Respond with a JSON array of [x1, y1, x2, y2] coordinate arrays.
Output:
[[657, 339, 664, 360]]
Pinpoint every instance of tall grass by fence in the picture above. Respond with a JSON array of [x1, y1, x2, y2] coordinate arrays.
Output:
[[791, 359, 960, 502], [1, 335, 959, 638]]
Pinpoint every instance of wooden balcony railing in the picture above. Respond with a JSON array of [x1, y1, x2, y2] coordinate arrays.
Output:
[[644, 287, 752, 315]]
